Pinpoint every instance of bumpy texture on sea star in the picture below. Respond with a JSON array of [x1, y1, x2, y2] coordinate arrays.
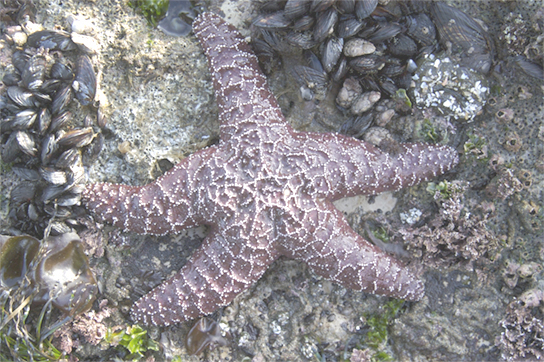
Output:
[[82, 12, 459, 326]]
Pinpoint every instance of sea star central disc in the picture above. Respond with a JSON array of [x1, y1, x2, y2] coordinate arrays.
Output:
[[82, 12, 458, 326]]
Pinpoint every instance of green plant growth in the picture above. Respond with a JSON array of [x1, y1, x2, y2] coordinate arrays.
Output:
[[361, 299, 405, 362], [393, 89, 412, 108], [0, 296, 64, 361], [421, 118, 439, 143], [129, 0, 169, 26], [463, 132, 489, 162], [105, 324, 159, 360]]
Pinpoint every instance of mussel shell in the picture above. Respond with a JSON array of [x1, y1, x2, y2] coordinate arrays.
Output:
[[37, 108, 52, 136], [50, 110, 73, 133], [12, 109, 38, 130], [40, 79, 63, 94], [97, 108, 107, 128], [514, 56, 544, 80], [292, 65, 328, 99], [40, 166, 68, 185], [292, 15, 315, 32], [310, 0, 336, 13], [2, 70, 21, 86], [387, 33, 418, 58], [337, 0, 356, 14], [284, 0, 311, 19], [12, 51, 31, 74], [337, 14, 365, 39], [404, 13, 437, 47], [21, 55, 47, 91], [2, 131, 38, 162], [41, 134, 58, 164], [73, 55, 96, 106], [56, 127, 94, 148], [363, 22, 402, 44], [51, 62, 74, 81], [56, 192, 81, 207], [253, 12, 291, 29], [314, 7, 338, 43], [7, 86, 38, 109], [355, 0, 378, 20], [430, 2, 493, 73], [51, 84, 74, 115], [286, 31, 317, 49], [332, 57, 348, 82], [27, 30, 77, 51], [321, 37, 343, 73], [340, 113, 374, 138], [12, 165, 40, 181], [349, 54, 385, 73], [55, 148, 81, 169], [304, 50, 325, 73]]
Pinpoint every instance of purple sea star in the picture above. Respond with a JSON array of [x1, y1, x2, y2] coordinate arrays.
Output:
[[82, 12, 459, 326]]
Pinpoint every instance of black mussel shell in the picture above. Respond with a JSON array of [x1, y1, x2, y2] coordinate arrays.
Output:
[[57, 127, 94, 148], [2, 131, 37, 163], [7, 86, 38, 109], [286, 31, 317, 49], [349, 54, 385, 74], [12, 51, 31, 74], [314, 7, 338, 43], [51, 84, 74, 115], [404, 13, 437, 47], [321, 37, 343, 73], [253, 11, 291, 29], [284, 0, 311, 20], [51, 62, 74, 81], [22, 55, 47, 91], [337, 14, 365, 39], [363, 22, 402, 44], [40, 134, 58, 164], [337, 0, 356, 14], [40, 166, 67, 185], [37, 108, 52, 136], [292, 15, 315, 32], [514, 56, 544, 80], [355, 0, 378, 20], [50, 110, 73, 133], [310, 0, 336, 13], [2, 70, 21, 86], [73, 55, 96, 106], [27, 30, 77, 51], [430, 2, 494, 73], [12, 109, 38, 130], [387, 33, 418, 58], [40, 79, 63, 94], [340, 113, 374, 138]]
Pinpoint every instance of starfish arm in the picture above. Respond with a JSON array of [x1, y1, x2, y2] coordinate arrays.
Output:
[[130, 229, 278, 326], [192, 12, 286, 140], [82, 147, 217, 235], [279, 201, 424, 301], [294, 132, 458, 200]]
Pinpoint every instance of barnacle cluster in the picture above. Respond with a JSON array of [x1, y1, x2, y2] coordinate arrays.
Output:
[[498, 289, 544, 361]]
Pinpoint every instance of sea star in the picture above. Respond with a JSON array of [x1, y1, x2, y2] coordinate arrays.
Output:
[[82, 12, 459, 326]]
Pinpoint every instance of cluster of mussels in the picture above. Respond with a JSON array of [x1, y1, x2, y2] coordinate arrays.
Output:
[[1, 14, 103, 238], [252, 0, 494, 132]]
